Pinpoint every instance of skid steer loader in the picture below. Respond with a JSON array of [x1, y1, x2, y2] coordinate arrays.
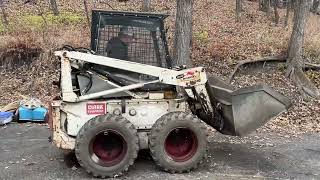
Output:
[[50, 10, 292, 178]]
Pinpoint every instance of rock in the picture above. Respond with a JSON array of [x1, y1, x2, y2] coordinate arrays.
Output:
[[266, 143, 274, 147], [25, 162, 36, 166], [71, 166, 77, 171]]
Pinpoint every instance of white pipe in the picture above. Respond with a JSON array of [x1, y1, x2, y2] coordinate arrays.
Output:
[[55, 51, 173, 77]]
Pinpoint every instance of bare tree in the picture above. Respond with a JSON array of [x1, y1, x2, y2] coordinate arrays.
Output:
[[312, 0, 320, 13], [258, 0, 263, 10], [273, 0, 280, 24], [49, 0, 59, 16], [142, 0, 151, 11], [260, 0, 271, 15], [173, 0, 193, 66], [0, 0, 9, 26], [265, 0, 271, 16], [83, 0, 90, 28], [236, 0, 242, 22], [285, 0, 291, 26], [287, 0, 319, 98]]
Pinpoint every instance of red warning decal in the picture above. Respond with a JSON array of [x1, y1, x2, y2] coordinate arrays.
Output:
[[86, 103, 106, 115]]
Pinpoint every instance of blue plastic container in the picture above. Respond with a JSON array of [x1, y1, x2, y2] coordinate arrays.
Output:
[[0, 112, 13, 125], [18, 106, 33, 121], [32, 107, 47, 121], [19, 106, 47, 122]]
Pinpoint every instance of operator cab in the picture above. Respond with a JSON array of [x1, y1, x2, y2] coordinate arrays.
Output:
[[91, 10, 172, 68], [74, 10, 175, 98]]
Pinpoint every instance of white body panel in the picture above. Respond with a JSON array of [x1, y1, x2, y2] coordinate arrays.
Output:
[[60, 99, 186, 137], [52, 99, 187, 150]]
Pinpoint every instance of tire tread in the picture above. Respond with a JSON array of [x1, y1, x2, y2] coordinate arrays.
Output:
[[75, 114, 139, 178], [149, 112, 208, 173]]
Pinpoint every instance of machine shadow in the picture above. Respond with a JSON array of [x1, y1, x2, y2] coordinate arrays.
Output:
[[132, 141, 279, 176], [206, 141, 278, 174]]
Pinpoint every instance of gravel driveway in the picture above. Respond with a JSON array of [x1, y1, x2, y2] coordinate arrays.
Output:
[[0, 123, 319, 180]]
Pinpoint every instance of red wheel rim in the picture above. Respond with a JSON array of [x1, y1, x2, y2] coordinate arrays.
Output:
[[164, 128, 198, 162], [89, 130, 127, 167]]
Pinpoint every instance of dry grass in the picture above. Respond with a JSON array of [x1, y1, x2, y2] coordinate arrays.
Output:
[[0, 51, 60, 107], [0, 25, 90, 107]]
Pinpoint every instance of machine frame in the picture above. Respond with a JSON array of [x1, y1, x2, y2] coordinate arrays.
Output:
[[52, 50, 212, 150]]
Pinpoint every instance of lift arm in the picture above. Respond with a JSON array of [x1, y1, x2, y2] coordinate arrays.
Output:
[[55, 51, 207, 87]]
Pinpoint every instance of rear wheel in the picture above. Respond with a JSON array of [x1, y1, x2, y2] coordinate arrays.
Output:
[[75, 114, 139, 178], [149, 112, 208, 173]]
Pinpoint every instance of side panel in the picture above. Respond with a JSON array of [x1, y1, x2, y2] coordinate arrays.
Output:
[[62, 99, 187, 137], [51, 101, 75, 150]]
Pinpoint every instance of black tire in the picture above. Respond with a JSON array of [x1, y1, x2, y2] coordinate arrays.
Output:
[[149, 112, 208, 173], [75, 114, 139, 178]]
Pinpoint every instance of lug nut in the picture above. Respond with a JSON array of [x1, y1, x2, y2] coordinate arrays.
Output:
[[113, 109, 121, 115], [129, 109, 137, 116]]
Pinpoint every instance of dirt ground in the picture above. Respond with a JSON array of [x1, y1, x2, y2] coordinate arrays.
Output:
[[0, 123, 319, 180]]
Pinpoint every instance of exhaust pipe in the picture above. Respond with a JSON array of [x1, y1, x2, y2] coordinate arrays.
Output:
[[205, 75, 292, 136]]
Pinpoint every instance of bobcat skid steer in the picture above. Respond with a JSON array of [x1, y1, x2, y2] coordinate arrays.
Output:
[[50, 10, 292, 178]]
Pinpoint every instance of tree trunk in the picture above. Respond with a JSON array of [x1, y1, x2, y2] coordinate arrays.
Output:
[[142, 0, 151, 11], [258, 0, 263, 10], [312, 0, 320, 13], [287, 0, 309, 68], [285, 0, 291, 27], [0, 0, 9, 26], [173, 0, 193, 67], [83, 0, 90, 28], [273, 0, 280, 25], [236, 0, 242, 22], [287, 0, 319, 98], [265, 0, 271, 16], [49, 0, 59, 16], [261, 0, 271, 13]]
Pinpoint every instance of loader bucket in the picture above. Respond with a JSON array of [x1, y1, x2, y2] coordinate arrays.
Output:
[[206, 75, 292, 136]]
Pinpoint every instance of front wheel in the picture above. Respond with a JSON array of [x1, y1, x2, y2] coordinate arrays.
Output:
[[75, 114, 139, 178], [149, 112, 208, 173]]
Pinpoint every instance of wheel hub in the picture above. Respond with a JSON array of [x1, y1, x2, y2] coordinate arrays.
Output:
[[90, 130, 127, 167], [164, 128, 198, 162]]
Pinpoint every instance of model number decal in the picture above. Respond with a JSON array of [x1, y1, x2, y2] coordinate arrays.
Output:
[[176, 71, 201, 82], [86, 103, 106, 115]]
